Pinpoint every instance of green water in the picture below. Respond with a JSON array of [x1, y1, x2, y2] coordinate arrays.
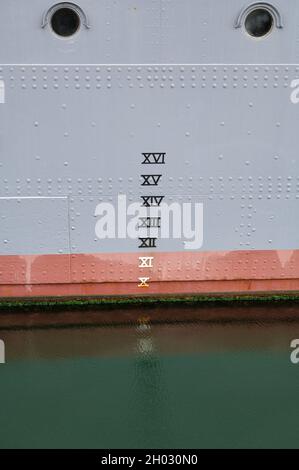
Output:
[[0, 321, 299, 449]]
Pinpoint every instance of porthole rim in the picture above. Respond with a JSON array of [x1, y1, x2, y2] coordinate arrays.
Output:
[[50, 6, 81, 39], [42, 2, 90, 39], [243, 6, 275, 39]]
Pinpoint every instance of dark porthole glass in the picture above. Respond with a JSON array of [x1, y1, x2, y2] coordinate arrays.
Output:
[[51, 7, 80, 37], [245, 8, 274, 38]]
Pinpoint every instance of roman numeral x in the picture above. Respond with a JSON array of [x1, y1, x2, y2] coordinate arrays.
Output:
[[138, 277, 150, 288]]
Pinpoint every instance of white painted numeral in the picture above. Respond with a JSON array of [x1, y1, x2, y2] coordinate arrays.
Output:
[[138, 277, 150, 288], [139, 257, 154, 268]]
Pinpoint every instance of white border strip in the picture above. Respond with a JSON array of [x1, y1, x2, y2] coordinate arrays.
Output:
[[0, 80, 5, 104], [0, 340, 5, 364], [1, 63, 299, 66]]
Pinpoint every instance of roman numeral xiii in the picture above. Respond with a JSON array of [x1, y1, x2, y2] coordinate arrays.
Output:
[[139, 217, 161, 229]]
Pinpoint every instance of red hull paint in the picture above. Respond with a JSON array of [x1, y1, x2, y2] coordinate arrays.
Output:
[[0, 250, 299, 298], [1, 279, 299, 299]]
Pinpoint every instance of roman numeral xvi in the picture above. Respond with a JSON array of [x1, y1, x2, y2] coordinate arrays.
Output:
[[142, 153, 166, 165]]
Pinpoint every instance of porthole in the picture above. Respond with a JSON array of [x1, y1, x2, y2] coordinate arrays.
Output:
[[50, 6, 81, 37], [41, 3, 90, 37], [244, 8, 274, 38]]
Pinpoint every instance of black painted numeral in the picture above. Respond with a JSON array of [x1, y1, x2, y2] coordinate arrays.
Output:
[[138, 238, 157, 249], [142, 153, 166, 165], [141, 175, 162, 186]]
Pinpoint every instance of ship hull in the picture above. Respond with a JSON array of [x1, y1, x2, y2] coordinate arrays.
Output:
[[1, 250, 299, 299], [1, 1, 299, 300]]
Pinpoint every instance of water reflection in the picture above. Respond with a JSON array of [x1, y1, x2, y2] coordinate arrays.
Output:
[[0, 306, 299, 448], [132, 318, 172, 448]]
